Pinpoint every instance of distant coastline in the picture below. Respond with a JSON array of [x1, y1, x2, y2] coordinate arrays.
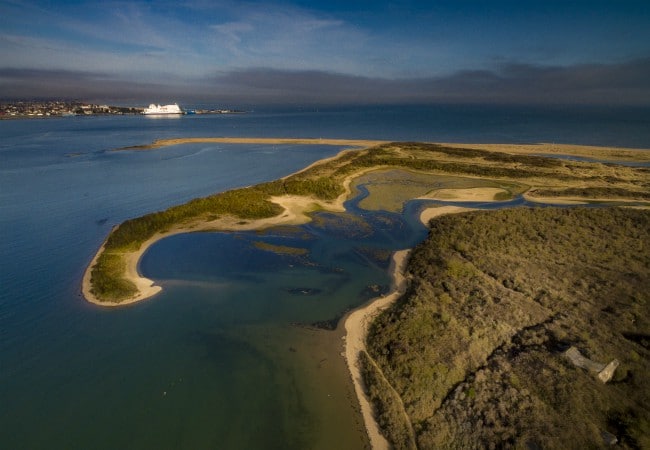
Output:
[[0, 100, 246, 119]]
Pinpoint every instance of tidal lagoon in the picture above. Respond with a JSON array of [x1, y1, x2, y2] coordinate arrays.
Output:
[[1, 105, 649, 449]]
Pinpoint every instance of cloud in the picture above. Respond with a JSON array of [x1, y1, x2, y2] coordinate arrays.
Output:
[[1, 58, 649, 106], [206, 58, 650, 105], [204, 6, 365, 73], [0, 68, 177, 101]]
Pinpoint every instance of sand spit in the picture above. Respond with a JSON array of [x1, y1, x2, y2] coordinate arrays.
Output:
[[81, 151, 363, 307], [121, 137, 650, 163], [81, 193, 346, 307], [121, 137, 388, 151], [419, 205, 478, 224]]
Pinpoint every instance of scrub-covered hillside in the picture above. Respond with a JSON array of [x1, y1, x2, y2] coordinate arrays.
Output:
[[365, 207, 650, 449]]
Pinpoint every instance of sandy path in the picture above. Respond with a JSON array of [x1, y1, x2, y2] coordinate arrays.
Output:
[[523, 192, 650, 205]]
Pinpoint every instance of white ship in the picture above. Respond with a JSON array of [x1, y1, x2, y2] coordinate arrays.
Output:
[[143, 103, 183, 115]]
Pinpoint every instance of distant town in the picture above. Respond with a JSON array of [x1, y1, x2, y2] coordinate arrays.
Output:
[[0, 100, 244, 119]]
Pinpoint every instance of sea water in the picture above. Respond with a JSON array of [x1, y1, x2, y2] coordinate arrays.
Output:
[[1, 105, 649, 449]]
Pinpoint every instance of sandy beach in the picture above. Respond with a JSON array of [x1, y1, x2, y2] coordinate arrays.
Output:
[[342, 250, 410, 450], [341, 205, 477, 448]]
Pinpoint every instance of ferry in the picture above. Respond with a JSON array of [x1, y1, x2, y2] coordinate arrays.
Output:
[[143, 103, 183, 115]]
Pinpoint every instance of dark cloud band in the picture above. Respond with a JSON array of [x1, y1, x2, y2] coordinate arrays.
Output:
[[2, 58, 649, 105]]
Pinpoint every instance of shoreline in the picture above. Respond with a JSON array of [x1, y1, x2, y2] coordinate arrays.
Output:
[[80, 149, 365, 306], [83, 138, 650, 306], [342, 250, 410, 450], [341, 205, 478, 449]]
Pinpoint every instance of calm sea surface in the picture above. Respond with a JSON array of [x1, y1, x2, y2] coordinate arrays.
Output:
[[1, 105, 649, 449]]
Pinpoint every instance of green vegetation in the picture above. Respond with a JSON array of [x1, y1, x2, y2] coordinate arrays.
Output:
[[529, 186, 650, 200], [90, 253, 138, 301], [252, 241, 309, 255], [89, 141, 648, 303], [366, 207, 650, 448]]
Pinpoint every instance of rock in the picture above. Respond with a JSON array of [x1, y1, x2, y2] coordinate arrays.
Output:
[[564, 346, 606, 372], [564, 346, 619, 383], [597, 359, 620, 383]]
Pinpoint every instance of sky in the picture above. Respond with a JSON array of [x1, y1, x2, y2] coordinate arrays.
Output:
[[1, 0, 649, 105]]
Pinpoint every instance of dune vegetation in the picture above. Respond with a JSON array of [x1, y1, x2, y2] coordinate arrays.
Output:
[[365, 207, 650, 449]]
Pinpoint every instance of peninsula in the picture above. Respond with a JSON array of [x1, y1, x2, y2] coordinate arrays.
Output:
[[83, 138, 649, 306], [82, 138, 649, 447]]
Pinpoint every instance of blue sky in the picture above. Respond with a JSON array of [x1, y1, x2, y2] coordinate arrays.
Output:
[[1, 0, 649, 104]]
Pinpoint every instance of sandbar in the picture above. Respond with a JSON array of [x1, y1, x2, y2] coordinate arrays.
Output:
[[419, 205, 478, 224], [420, 187, 508, 202], [122, 137, 388, 150]]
